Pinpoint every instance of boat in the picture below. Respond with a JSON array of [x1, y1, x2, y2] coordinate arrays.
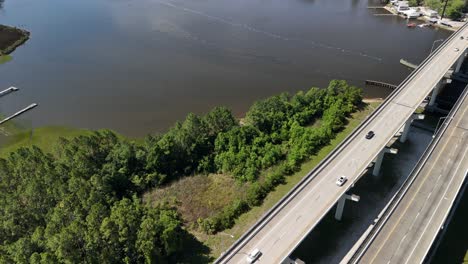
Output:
[[407, 23, 417, 27], [418, 23, 431, 28]]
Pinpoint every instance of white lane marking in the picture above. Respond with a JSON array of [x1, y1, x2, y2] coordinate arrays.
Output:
[[369, 107, 468, 263], [388, 129, 462, 263], [403, 133, 468, 264]]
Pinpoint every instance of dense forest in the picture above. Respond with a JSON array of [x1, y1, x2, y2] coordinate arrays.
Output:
[[0, 80, 362, 263]]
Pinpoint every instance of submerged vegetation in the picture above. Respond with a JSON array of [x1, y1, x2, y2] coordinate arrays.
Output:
[[0, 54, 12, 64], [0, 80, 364, 262]]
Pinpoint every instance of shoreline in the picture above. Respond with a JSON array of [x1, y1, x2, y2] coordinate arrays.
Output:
[[363, 97, 384, 103], [382, 6, 459, 32], [0, 24, 30, 55], [0, 97, 384, 152]]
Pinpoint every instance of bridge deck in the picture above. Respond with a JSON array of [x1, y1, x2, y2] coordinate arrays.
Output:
[[218, 24, 468, 264], [357, 90, 468, 264]]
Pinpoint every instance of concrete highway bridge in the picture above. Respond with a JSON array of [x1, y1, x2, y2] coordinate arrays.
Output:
[[344, 79, 468, 264], [215, 22, 468, 264]]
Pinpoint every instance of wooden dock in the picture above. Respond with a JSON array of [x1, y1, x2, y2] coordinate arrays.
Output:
[[365, 80, 397, 89], [0, 103, 38, 125]]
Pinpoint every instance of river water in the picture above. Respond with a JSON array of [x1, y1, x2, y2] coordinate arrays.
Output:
[[0, 0, 451, 136]]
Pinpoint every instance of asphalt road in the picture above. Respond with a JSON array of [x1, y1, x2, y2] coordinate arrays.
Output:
[[357, 89, 468, 264], [219, 25, 468, 264]]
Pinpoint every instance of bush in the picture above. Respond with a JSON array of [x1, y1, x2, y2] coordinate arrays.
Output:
[[246, 183, 268, 207], [198, 200, 249, 234]]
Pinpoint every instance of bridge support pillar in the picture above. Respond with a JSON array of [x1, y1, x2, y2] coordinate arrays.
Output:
[[429, 81, 442, 107], [454, 51, 466, 73], [372, 147, 398, 176], [429, 79, 451, 108], [335, 193, 360, 221], [400, 114, 425, 143]]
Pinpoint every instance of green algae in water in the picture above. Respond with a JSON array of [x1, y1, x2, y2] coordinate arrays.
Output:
[[0, 55, 12, 64]]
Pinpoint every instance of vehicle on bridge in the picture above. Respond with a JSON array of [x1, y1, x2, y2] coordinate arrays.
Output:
[[246, 249, 262, 263], [365, 131, 375, 139], [336, 176, 348, 186]]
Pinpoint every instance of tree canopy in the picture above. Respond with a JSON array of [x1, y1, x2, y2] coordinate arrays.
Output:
[[0, 80, 363, 260]]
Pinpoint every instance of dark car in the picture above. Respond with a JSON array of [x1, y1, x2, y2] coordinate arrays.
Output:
[[365, 131, 375, 139]]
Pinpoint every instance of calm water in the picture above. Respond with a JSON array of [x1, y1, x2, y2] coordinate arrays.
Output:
[[0, 0, 451, 136]]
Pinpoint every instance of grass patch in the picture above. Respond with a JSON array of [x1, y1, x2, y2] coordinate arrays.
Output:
[[145, 174, 249, 225], [0, 126, 92, 157], [190, 101, 381, 259]]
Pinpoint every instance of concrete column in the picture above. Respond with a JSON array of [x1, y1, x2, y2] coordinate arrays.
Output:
[[335, 194, 360, 221], [400, 114, 425, 143], [400, 119, 413, 143], [372, 148, 398, 176], [428, 82, 442, 107], [454, 52, 466, 73], [335, 195, 347, 221], [429, 79, 451, 108]]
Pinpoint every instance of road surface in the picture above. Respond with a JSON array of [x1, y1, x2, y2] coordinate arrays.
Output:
[[356, 88, 468, 264]]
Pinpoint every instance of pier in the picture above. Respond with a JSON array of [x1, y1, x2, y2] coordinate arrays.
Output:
[[365, 80, 397, 89]]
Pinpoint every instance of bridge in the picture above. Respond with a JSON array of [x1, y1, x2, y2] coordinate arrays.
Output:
[[215, 23, 468, 264], [344, 85, 468, 264]]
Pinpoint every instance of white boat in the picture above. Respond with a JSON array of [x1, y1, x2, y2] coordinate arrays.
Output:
[[418, 23, 431, 28]]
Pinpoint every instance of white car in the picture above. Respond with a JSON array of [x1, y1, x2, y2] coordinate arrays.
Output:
[[246, 248, 262, 263], [336, 176, 347, 186]]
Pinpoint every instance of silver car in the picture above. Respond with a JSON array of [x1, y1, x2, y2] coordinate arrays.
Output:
[[336, 176, 347, 186], [246, 249, 262, 263]]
